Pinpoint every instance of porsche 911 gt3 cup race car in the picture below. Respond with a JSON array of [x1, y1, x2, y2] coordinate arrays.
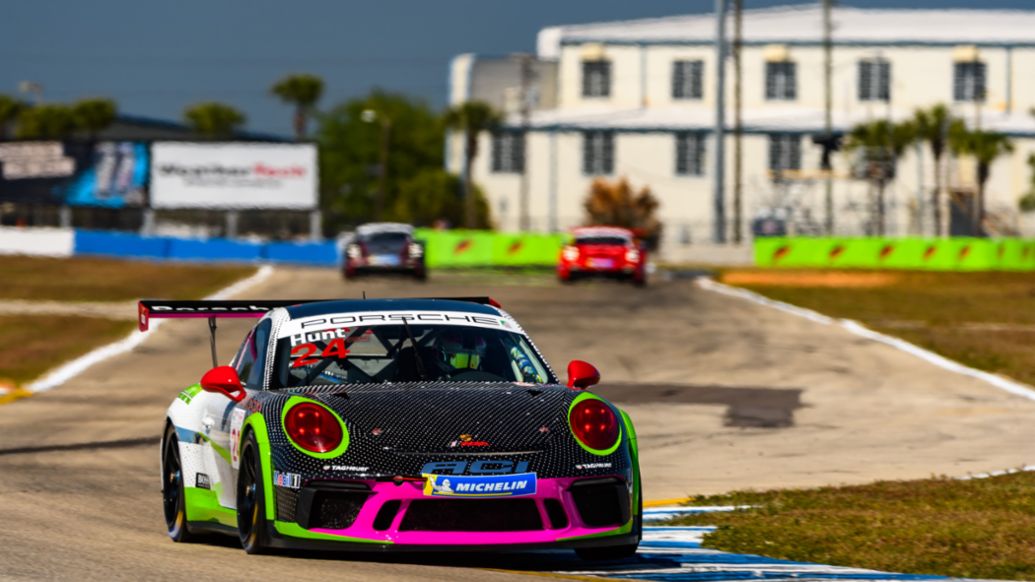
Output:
[[143, 297, 641, 558]]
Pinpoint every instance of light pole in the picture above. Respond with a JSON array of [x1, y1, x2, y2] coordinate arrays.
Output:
[[713, 0, 728, 244], [362, 109, 391, 221]]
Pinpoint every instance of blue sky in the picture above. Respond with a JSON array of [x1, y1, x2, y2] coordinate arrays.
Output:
[[3, 1, 1031, 135]]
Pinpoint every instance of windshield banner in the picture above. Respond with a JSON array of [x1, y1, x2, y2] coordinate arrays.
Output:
[[278, 311, 522, 341]]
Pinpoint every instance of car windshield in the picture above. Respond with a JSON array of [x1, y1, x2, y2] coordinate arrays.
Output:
[[362, 232, 409, 253], [575, 235, 629, 246], [270, 319, 554, 388]]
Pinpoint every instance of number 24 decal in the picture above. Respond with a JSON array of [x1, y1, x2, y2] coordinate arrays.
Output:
[[291, 338, 350, 368]]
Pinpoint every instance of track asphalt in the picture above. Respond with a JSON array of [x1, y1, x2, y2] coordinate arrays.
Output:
[[1, 268, 1030, 580]]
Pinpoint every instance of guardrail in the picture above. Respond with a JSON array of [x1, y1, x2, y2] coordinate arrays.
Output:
[[0, 227, 569, 268], [755, 237, 1035, 271]]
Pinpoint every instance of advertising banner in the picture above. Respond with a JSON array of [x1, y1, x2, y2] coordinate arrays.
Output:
[[150, 142, 317, 210], [0, 141, 149, 207]]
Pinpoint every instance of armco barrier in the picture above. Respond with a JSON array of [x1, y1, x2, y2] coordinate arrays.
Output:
[[414, 229, 566, 268], [67, 229, 567, 268], [754, 237, 1035, 271], [0, 226, 74, 257]]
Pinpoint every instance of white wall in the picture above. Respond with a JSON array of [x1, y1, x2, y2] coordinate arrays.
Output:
[[0, 227, 74, 257]]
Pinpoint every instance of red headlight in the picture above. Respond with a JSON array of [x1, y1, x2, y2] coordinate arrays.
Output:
[[569, 399, 619, 451], [284, 402, 342, 453]]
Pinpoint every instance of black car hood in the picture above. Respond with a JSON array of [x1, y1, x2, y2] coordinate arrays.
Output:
[[293, 382, 576, 454]]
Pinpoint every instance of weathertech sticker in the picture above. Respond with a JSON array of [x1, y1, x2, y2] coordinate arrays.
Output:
[[422, 473, 537, 498]]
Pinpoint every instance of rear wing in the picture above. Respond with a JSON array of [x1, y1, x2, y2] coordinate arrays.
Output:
[[137, 300, 310, 332], [137, 297, 502, 332]]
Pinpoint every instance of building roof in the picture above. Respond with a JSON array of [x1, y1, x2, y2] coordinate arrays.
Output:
[[511, 106, 1035, 137], [538, 5, 1035, 57]]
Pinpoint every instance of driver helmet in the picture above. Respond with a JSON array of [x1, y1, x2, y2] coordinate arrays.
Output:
[[438, 332, 487, 371]]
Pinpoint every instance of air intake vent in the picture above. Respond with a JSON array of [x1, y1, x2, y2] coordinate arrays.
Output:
[[570, 478, 630, 527]]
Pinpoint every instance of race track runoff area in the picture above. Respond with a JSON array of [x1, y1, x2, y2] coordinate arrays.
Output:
[[0, 268, 1030, 581]]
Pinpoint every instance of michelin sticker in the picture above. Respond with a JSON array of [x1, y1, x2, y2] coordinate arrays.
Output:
[[422, 473, 537, 498]]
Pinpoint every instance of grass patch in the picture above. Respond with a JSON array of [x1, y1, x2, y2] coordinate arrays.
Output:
[[0, 255, 255, 302], [674, 473, 1035, 580], [719, 269, 1035, 384], [0, 316, 135, 385]]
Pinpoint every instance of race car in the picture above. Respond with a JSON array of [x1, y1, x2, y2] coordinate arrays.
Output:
[[341, 223, 426, 281], [558, 226, 647, 286], [146, 297, 641, 559]]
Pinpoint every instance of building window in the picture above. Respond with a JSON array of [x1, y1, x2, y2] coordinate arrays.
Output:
[[954, 61, 986, 102], [672, 60, 704, 100], [491, 130, 525, 173], [582, 60, 612, 98], [858, 58, 891, 101], [765, 61, 797, 100], [675, 132, 706, 176], [769, 134, 802, 174], [582, 131, 614, 175]]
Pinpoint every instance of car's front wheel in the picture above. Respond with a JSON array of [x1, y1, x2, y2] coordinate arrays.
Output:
[[575, 493, 641, 561], [162, 423, 197, 543], [237, 431, 271, 554]]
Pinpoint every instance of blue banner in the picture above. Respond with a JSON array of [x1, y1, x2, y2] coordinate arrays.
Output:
[[422, 472, 537, 498]]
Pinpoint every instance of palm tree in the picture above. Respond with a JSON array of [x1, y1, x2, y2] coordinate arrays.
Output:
[[15, 104, 77, 139], [271, 74, 324, 141], [912, 104, 955, 236], [444, 101, 502, 228], [845, 119, 915, 235], [950, 128, 1013, 235], [184, 102, 246, 140], [0, 95, 25, 139], [72, 98, 117, 140]]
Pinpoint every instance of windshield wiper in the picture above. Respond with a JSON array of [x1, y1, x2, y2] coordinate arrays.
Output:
[[399, 317, 428, 381]]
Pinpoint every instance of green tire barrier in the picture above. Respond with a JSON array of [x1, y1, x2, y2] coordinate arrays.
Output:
[[754, 237, 1035, 271], [415, 229, 568, 268]]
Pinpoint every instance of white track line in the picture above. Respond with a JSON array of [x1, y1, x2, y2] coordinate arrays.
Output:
[[696, 276, 1035, 403], [26, 265, 274, 394]]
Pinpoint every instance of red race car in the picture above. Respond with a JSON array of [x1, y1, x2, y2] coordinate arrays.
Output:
[[558, 227, 647, 286]]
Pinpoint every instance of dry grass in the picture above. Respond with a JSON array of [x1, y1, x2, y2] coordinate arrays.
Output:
[[720, 269, 1035, 383], [675, 472, 1035, 580], [0, 255, 255, 302], [0, 316, 135, 385]]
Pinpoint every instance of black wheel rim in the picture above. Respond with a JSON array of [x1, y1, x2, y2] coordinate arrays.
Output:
[[162, 438, 183, 531], [238, 448, 258, 543]]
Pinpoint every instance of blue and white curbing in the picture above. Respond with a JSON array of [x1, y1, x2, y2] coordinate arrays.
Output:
[[560, 506, 955, 582]]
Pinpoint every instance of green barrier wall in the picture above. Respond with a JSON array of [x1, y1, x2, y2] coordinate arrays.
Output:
[[415, 229, 568, 268], [754, 237, 1035, 271]]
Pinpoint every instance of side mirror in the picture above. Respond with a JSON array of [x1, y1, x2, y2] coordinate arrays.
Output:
[[200, 366, 246, 402], [566, 360, 601, 390]]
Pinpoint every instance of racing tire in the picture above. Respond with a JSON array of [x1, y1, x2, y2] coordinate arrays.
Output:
[[574, 494, 642, 561], [162, 423, 198, 543], [414, 268, 428, 282], [632, 275, 647, 288], [237, 431, 272, 554]]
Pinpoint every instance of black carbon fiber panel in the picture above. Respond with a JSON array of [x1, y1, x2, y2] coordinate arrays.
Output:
[[246, 382, 631, 483]]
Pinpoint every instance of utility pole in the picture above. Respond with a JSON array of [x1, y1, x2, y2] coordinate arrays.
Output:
[[732, 0, 743, 244], [822, 0, 835, 235], [712, 0, 728, 244], [518, 54, 534, 232]]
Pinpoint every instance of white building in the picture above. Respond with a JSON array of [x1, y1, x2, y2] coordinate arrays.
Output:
[[447, 5, 1035, 256]]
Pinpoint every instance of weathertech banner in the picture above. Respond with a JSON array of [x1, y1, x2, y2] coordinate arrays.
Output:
[[150, 142, 317, 209]]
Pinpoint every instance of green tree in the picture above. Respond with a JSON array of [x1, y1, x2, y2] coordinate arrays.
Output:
[[271, 73, 324, 141], [912, 105, 961, 236], [317, 90, 445, 231], [15, 104, 77, 139], [392, 169, 491, 228], [184, 102, 246, 139], [845, 119, 915, 235], [0, 95, 25, 139], [444, 101, 503, 228], [950, 128, 1013, 235], [71, 98, 117, 139]]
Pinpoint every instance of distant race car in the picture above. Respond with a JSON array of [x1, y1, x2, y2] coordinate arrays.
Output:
[[146, 296, 641, 559], [558, 226, 647, 286], [342, 223, 426, 281]]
